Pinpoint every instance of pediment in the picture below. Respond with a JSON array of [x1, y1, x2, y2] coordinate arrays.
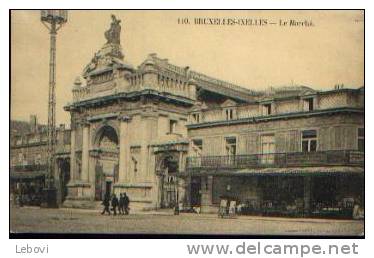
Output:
[[191, 101, 208, 112], [300, 89, 317, 97], [220, 99, 237, 108]]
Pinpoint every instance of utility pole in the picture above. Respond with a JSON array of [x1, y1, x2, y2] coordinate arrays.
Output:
[[40, 10, 68, 207]]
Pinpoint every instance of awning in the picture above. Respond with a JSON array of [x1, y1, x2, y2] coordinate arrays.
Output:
[[10, 170, 47, 180], [182, 166, 364, 177]]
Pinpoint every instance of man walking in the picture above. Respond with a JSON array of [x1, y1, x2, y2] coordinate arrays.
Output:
[[118, 193, 124, 215], [123, 192, 130, 215], [101, 193, 111, 215], [111, 194, 119, 216]]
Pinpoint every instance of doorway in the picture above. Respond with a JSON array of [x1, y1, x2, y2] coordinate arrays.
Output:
[[190, 177, 201, 206], [159, 155, 178, 208], [105, 181, 112, 197]]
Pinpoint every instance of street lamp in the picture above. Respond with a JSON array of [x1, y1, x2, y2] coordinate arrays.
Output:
[[40, 10, 68, 207]]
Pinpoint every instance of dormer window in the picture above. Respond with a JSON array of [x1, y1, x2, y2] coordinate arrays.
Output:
[[225, 108, 234, 120], [262, 103, 272, 115], [192, 113, 201, 123], [303, 97, 314, 111], [221, 99, 237, 121]]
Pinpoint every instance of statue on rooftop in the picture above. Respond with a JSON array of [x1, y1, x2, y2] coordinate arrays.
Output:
[[105, 15, 121, 45]]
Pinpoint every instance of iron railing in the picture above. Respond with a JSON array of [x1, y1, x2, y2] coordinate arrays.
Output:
[[186, 150, 364, 170]]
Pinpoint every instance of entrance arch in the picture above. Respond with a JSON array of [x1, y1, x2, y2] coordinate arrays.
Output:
[[157, 154, 179, 208], [92, 124, 119, 201]]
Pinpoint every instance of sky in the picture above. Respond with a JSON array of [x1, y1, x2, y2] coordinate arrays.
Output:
[[11, 10, 364, 125]]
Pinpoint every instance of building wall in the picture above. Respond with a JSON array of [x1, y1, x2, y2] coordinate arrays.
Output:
[[189, 89, 363, 125], [188, 113, 364, 156], [276, 99, 300, 114], [10, 129, 71, 167]]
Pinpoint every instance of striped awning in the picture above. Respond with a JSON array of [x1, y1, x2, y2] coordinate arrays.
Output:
[[10, 170, 47, 180], [183, 166, 364, 177]]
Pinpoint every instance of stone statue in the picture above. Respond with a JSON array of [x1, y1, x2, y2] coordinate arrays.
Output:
[[105, 15, 121, 45]]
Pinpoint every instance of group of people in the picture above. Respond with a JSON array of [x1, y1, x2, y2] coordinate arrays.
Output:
[[101, 193, 130, 216]]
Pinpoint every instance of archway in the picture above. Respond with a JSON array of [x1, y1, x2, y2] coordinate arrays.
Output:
[[157, 154, 179, 208], [93, 125, 119, 201]]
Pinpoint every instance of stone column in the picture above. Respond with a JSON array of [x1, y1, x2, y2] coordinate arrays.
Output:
[[88, 154, 96, 198], [70, 129, 76, 180], [81, 123, 90, 182], [118, 115, 131, 183]]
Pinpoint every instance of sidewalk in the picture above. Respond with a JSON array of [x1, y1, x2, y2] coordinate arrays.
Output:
[[20, 206, 362, 224]]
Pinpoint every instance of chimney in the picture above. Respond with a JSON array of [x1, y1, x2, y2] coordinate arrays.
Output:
[[30, 115, 37, 133]]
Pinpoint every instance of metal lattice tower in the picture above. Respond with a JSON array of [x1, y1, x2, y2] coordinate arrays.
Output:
[[41, 10, 68, 188]]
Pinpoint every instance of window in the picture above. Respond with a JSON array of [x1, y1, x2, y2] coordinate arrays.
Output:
[[192, 113, 201, 123], [303, 98, 314, 111], [358, 128, 364, 152], [302, 130, 317, 152], [225, 108, 234, 120], [261, 135, 275, 164], [131, 156, 138, 173], [192, 139, 203, 155], [225, 137, 237, 156], [167, 176, 176, 184], [262, 103, 272, 115], [169, 120, 177, 134], [225, 137, 236, 165]]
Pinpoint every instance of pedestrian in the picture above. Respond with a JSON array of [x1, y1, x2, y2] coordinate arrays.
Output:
[[101, 194, 111, 215], [118, 193, 124, 215], [111, 194, 119, 216], [123, 192, 130, 215]]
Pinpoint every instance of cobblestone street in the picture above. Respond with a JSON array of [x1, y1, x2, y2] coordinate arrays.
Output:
[[10, 206, 364, 236]]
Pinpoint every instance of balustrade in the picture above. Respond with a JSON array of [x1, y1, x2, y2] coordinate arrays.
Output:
[[186, 150, 364, 171]]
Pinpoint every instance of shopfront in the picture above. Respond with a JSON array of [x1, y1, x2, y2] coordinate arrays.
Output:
[[195, 168, 364, 218], [10, 170, 46, 206]]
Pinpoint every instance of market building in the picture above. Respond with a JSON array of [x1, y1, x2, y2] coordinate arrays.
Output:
[[185, 85, 364, 217], [10, 15, 364, 217]]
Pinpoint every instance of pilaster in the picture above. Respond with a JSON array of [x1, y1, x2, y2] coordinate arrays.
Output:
[[70, 129, 76, 180], [118, 115, 131, 183], [81, 122, 90, 182]]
